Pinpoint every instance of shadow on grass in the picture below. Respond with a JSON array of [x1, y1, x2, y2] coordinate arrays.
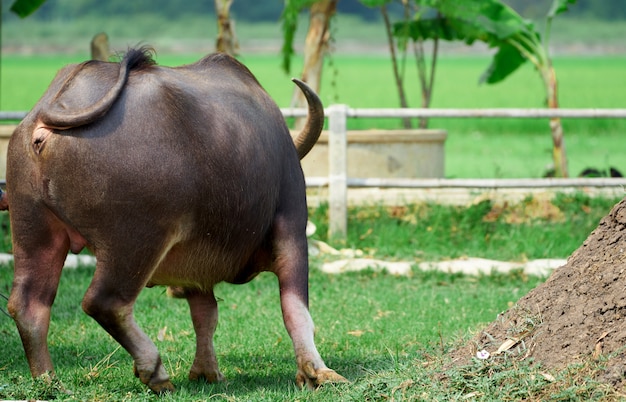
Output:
[[111, 351, 376, 399], [1, 338, 373, 399]]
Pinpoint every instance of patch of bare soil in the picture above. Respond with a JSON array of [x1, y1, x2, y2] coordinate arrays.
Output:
[[450, 197, 626, 391]]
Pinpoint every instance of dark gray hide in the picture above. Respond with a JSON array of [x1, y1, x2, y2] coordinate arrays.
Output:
[[6, 48, 346, 393]]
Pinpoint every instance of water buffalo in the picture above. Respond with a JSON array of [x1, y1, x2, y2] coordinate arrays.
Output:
[[6, 47, 347, 393]]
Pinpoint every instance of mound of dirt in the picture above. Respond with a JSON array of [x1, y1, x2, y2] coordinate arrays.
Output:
[[450, 197, 626, 390]]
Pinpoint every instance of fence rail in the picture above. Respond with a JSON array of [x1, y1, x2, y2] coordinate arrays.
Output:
[[5, 107, 625, 121], [281, 106, 626, 240], [281, 107, 626, 119], [306, 177, 626, 188]]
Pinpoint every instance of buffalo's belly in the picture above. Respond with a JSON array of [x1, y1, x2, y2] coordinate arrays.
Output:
[[145, 233, 267, 290]]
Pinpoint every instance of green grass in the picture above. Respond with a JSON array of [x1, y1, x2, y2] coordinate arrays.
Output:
[[0, 193, 622, 400], [310, 193, 623, 261], [0, 261, 546, 400], [6, 54, 626, 111]]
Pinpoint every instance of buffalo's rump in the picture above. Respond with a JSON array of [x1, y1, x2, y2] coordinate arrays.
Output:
[[18, 53, 305, 288]]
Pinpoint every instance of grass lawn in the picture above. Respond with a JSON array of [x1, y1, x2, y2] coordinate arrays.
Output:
[[0, 193, 622, 400], [309, 193, 624, 261], [0, 264, 547, 401]]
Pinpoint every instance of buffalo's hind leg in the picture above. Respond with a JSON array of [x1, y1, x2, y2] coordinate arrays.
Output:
[[169, 288, 224, 383], [8, 209, 70, 380], [81, 249, 174, 393], [271, 215, 348, 388]]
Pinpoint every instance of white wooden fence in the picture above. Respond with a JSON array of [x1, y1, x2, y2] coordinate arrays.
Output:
[[280, 106, 626, 240]]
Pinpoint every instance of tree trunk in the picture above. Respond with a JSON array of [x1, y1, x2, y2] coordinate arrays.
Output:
[[544, 64, 568, 178], [215, 0, 238, 56], [90, 32, 110, 61], [382, 5, 412, 129], [412, 36, 439, 129], [291, 0, 337, 130]]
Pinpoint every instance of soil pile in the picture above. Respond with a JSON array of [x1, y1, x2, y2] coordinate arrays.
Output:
[[451, 197, 626, 390]]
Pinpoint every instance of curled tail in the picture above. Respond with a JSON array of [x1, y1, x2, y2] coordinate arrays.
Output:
[[40, 47, 156, 129]]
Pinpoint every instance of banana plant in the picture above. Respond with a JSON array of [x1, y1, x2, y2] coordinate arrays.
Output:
[[10, 0, 47, 17], [390, 0, 577, 177], [487, 0, 576, 178], [281, 0, 318, 74]]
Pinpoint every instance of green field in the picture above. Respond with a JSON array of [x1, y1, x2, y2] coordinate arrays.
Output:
[[0, 263, 547, 401], [0, 193, 622, 400], [2, 53, 625, 178], [5, 54, 626, 111]]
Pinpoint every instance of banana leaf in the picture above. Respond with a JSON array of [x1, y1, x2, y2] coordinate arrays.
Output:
[[392, 0, 542, 84], [10, 0, 47, 18], [548, 0, 577, 18]]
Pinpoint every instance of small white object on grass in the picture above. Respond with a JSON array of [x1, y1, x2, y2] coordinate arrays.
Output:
[[476, 349, 491, 360]]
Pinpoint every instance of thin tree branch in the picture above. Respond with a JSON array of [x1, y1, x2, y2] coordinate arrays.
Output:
[[381, 4, 411, 128]]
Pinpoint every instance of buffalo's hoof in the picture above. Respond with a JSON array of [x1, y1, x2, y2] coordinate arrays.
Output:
[[148, 379, 175, 394], [133, 362, 175, 394], [296, 362, 349, 389], [189, 366, 225, 383]]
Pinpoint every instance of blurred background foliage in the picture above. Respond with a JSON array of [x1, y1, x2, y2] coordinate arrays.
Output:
[[2, 0, 624, 23]]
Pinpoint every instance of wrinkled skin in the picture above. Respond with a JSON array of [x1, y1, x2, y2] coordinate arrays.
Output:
[[6, 48, 347, 393]]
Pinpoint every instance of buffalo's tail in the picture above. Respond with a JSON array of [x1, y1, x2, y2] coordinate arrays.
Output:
[[40, 47, 155, 129]]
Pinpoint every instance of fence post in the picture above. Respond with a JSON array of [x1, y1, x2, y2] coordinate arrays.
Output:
[[327, 104, 348, 241]]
